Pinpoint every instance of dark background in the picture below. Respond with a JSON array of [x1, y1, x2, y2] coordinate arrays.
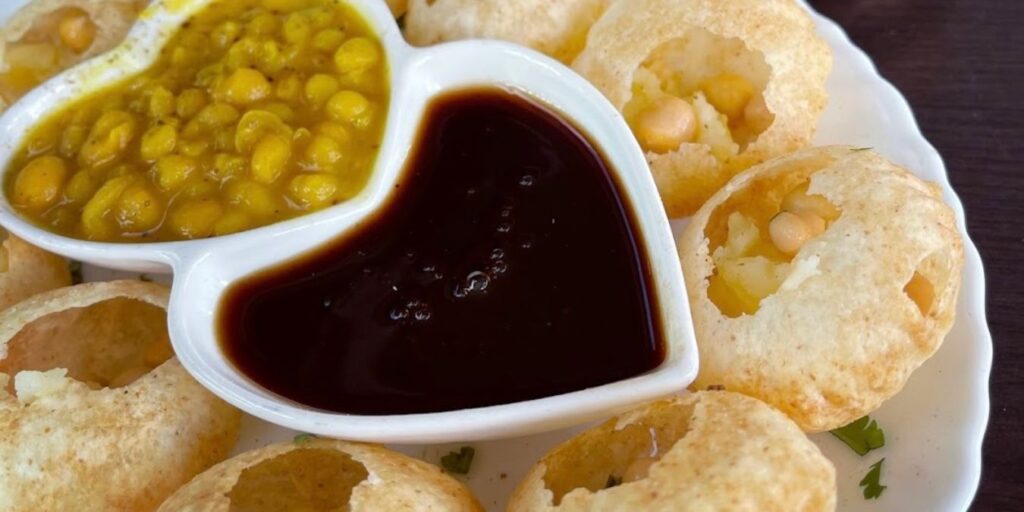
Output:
[[808, 1, 1022, 509]]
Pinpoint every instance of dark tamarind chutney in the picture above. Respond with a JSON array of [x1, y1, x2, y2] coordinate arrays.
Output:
[[218, 87, 665, 414]]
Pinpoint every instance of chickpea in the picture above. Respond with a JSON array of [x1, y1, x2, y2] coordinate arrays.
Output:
[[212, 153, 248, 180], [251, 134, 293, 184], [304, 134, 344, 170], [334, 37, 380, 75], [149, 86, 176, 119], [176, 88, 209, 120], [114, 182, 164, 232], [155, 155, 198, 191], [178, 139, 211, 157], [287, 173, 341, 209], [327, 90, 372, 129], [314, 121, 351, 144], [81, 176, 134, 240], [304, 73, 340, 106], [743, 92, 774, 134], [904, 271, 935, 315], [179, 177, 220, 200], [283, 12, 313, 44], [235, 110, 293, 154], [701, 73, 755, 120], [64, 170, 98, 204], [769, 211, 812, 255], [79, 110, 137, 168], [225, 179, 281, 218], [185, 102, 240, 137], [257, 40, 287, 75], [58, 10, 97, 54], [220, 68, 272, 106], [13, 155, 68, 209], [59, 123, 88, 157], [140, 124, 178, 161], [633, 96, 697, 153], [213, 208, 253, 236], [781, 183, 841, 221], [211, 21, 242, 50], [246, 12, 279, 36], [275, 73, 303, 102], [169, 198, 224, 239], [263, 102, 296, 123], [312, 28, 346, 52]]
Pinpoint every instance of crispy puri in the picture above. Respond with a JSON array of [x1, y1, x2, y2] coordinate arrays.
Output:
[[0, 280, 241, 511], [158, 438, 483, 511], [403, 0, 611, 63], [508, 391, 836, 511], [678, 146, 964, 432], [0, 232, 69, 312], [572, 0, 831, 217], [0, 0, 146, 108]]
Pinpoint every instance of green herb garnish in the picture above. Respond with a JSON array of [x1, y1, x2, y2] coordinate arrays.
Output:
[[69, 260, 83, 284], [859, 458, 887, 499], [440, 446, 475, 475], [605, 475, 622, 488], [830, 415, 885, 456], [293, 433, 317, 445]]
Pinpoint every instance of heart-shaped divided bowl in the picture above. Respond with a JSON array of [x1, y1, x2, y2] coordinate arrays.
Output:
[[0, 0, 697, 443]]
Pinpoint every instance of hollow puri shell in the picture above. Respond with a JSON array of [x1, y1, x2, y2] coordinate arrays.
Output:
[[0, 280, 241, 511], [158, 438, 484, 511], [508, 391, 835, 511], [0, 233, 70, 312], [678, 146, 964, 432], [403, 0, 611, 63], [572, 0, 831, 217]]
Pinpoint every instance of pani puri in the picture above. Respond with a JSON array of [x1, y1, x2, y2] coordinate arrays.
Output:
[[0, 232, 69, 311], [0, 280, 241, 511], [572, 0, 831, 216], [678, 146, 964, 432]]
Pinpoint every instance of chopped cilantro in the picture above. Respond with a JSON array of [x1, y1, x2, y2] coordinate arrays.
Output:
[[830, 415, 885, 456], [605, 475, 622, 488], [441, 446, 475, 475], [69, 260, 83, 284], [293, 433, 317, 444], [859, 458, 887, 499]]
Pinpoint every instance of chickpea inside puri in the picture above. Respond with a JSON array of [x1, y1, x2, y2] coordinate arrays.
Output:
[[707, 181, 841, 318], [5, 0, 388, 242]]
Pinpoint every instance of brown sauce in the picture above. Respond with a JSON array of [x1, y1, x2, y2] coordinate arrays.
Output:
[[218, 87, 664, 414]]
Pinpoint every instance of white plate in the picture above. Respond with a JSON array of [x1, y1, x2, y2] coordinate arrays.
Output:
[[0, 1, 991, 510]]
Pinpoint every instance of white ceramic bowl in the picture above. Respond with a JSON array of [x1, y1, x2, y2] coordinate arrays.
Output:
[[0, 0, 697, 443]]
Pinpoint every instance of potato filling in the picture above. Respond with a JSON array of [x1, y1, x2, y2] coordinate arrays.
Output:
[[707, 182, 840, 317], [228, 448, 368, 511], [5, 0, 388, 242], [623, 30, 772, 156]]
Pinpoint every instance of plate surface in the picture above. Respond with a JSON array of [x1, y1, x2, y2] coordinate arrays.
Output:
[[0, 1, 991, 510]]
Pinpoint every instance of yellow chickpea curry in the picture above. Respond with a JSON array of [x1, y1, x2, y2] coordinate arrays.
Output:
[[4, 0, 388, 242]]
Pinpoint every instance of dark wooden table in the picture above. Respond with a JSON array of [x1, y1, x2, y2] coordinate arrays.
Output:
[[808, 1, 1022, 509]]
